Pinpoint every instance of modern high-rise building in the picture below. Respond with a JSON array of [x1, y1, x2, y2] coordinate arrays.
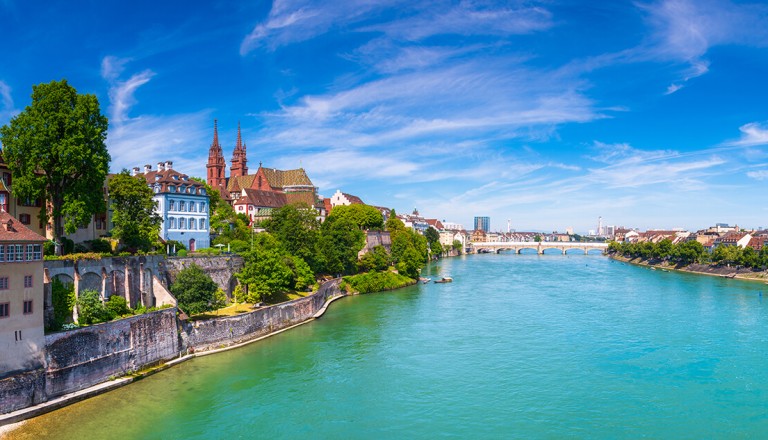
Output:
[[474, 216, 490, 232]]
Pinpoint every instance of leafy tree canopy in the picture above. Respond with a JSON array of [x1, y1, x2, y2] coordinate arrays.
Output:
[[263, 203, 320, 268], [316, 215, 365, 275], [170, 264, 219, 315], [328, 204, 384, 230], [108, 170, 161, 251], [0, 79, 110, 245]]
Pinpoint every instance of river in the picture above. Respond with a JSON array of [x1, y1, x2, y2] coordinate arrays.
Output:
[[9, 253, 768, 438]]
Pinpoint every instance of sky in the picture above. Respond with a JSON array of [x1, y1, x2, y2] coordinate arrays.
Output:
[[2, 0, 768, 233]]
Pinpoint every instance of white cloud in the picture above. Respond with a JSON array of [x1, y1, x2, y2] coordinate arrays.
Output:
[[641, 0, 768, 89], [0, 80, 18, 124], [746, 170, 768, 180], [240, 0, 553, 54], [100, 56, 210, 176], [100, 56, 131, 82], [727, 122, 768, 147], [107, 111, 212, 177]]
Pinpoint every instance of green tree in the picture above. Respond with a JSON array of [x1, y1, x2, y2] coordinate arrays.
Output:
[[105, 295, 131, 318], [358, 245, 391, 272], [263, 203, 320, 268], [316, 215, 365, 275], [237, 233, 294, 302], [288, 255, 315, 291], [51, 278, 76, 329], [534, 234, 542, 242], [77, 289, 110, 325], [452, 239, 463, 254], [0, 80, 110, 248], [385, 209, 406, 234], [108, 171, 162, 251], [328, 204, 384, 230], [170, 264, 219, 315]]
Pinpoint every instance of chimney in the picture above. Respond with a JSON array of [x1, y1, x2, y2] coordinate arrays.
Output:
[[157, 162, 165, 172], [131, 167, 140, 176], [165, 161, 173, 170], [144, 164, 152, 174]]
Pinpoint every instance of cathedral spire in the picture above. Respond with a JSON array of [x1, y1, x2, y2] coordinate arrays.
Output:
[[206, 119, 227, 192], [230, 121, 248, 178], [236, 121, 242, 150]]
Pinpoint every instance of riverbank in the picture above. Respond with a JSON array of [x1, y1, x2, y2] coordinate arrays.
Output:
[[609, 254, 768, 283], [0, 281, 346, 436]]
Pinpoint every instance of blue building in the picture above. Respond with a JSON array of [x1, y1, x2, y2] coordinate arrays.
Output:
[[133, 161, 210, 251], [474, 216, 490, 232]]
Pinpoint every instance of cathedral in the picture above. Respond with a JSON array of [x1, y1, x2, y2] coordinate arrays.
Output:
[[205, 120, 319, 223]]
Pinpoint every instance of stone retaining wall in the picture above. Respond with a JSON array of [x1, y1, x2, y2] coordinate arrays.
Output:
[[164, 256, 243, 298], [43, 308, 179, 398], [183, 280, 342, 352]]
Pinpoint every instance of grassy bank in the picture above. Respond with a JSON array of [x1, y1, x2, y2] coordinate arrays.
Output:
[[342, 270, 417, 294]]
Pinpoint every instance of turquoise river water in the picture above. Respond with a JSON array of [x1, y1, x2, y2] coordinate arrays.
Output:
[[9, 253, 768, 438]]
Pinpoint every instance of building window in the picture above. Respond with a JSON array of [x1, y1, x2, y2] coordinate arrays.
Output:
[[0, 303, 8, 318], [169, 185, 176, 193], [189, 203, 196, 213], [15, 244, 23, 262], [19, 213, 30, 225], [0, 277, 8, 289], [200, 202, 205, 212], [0, 245, 4, 262], [23, 300, 32, 314], [26, 244, 34, 261], [199, 219, 206, 230], [169, 200, 175, 211], [169, 217, 176, 229], [24, 275, 32, 288], [32, 244, 41, 261], [179, 201, 186, 212], [189, 217, 195, 230], [0, 192, 7, 213]]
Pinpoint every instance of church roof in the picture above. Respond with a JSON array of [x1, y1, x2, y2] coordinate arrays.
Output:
[[226, 175, 256, 193], [285, 191, 316, 207], [234, 188, 287, 208], [226, 167, 313, 193], [262, 168, 313, 188]]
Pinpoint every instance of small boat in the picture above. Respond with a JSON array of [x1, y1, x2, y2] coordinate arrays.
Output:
[[420, 277, 432, 284], [434, 277, 453, 284]]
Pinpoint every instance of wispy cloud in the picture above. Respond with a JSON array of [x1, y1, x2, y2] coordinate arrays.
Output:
[[240, 0, 553, 54], [102, 56, 156, 125], [0, 80, 18, 124], [101, 56, 211, 175], [746, 169, 768, 180], [641, 0, 768, 91], [726, 121, 768, 147]]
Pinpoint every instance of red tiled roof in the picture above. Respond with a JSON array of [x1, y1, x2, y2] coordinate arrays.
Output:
[[233, 188, 287, 208], [0, 211, 46, 242], [343, 192, 364, 205]]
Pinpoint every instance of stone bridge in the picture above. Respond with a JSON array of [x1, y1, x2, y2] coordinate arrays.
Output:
[[471, 241, 608, 255]]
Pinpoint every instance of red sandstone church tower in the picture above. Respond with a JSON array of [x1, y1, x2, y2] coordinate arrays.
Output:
[[206, 120, 227, 193], [230, 122, 248, 179]]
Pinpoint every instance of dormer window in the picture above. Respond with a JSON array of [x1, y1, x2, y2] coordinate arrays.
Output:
[[169, 186, 176, 193], [200, 188, 206, 195], [155, 175, 160, 181], [172, 175, 179, 180]]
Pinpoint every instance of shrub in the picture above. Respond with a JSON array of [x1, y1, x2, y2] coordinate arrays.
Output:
[[343, 271, 414, 294], [77, 289, 111, 325], [44, 241, 56, 256], [170, 264, 219, 315], [88, 239, 113, 253], [177, 249, 188, 257], [105, 295, 131, 317], [51, 278, 76, 329], [61, 237, 75, 255]]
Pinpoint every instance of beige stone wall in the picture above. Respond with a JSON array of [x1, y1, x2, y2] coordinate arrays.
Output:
[[0, 258, 45, 375]]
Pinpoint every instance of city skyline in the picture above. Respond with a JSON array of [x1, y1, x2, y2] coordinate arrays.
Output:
[[2, 1, 768, 232]]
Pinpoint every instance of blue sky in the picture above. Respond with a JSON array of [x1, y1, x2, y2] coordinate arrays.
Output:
[[2, 0, 768, 233]]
